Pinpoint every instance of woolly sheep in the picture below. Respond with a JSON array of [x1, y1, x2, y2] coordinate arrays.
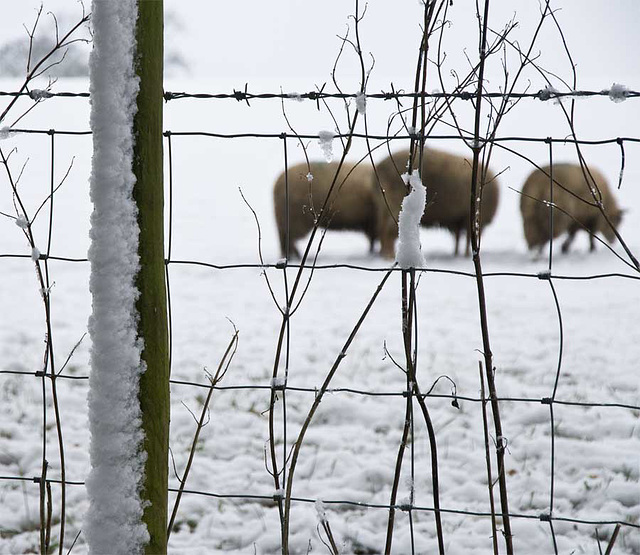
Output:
[[273, 161, 377, 258], [374, 148, 500, 258], [520, 163, 623, 253]]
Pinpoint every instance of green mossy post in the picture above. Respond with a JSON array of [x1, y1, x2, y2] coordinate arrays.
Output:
[[132, 1, 169, 553]]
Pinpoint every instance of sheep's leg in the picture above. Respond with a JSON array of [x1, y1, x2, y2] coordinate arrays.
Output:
[[279, 230, 301, 260], [589, 232, 596, 252], [367, 229, 376, 254], [561, 228, 576, 253], [454, 227, 461, 256], [378, 218, 397, 259], [464, 226, 471, 257]]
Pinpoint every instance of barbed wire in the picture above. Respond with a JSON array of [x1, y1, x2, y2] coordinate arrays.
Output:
[[1, 87, 639, 103]]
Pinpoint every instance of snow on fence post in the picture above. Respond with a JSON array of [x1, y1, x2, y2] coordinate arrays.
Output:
[[85, 0, 168, 553], [133, 1, 169, 553]]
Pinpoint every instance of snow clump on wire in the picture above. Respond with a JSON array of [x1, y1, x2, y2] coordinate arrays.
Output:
[[28, 89, 53, 100], [608, 83, 629, 103], [318, 130, 335, 162], [396, 172, 426, 269], [0, 126, 15, 140], [538, 84, 561, 103]]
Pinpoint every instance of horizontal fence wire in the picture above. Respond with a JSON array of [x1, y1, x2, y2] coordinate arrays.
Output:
[[5, 126, 640, 146], [0, 367, 638, 410], [0, 475, 636, 530], [2, 252, 640, 280]]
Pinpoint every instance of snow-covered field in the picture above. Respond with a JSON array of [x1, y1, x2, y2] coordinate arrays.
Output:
[[1, 2, 640, 554]]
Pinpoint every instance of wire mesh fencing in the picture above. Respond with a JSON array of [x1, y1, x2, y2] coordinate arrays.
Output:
[[1, 88, 639, 554], [1, 2, 640, 554]]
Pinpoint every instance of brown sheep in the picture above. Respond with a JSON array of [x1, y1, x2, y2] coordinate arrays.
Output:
[[273, 160, 377, 258], [520, 163, 623, 254], [374, 148, 500, 258]]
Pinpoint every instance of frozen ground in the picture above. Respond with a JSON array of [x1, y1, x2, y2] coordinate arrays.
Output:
[[1, 70, 639, 555]]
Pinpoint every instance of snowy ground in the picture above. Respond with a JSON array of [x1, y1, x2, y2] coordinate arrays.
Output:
[[1, 67, 639, 555]]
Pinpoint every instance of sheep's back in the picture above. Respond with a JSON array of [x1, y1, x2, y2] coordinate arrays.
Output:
[[273, 161, 375, 233]]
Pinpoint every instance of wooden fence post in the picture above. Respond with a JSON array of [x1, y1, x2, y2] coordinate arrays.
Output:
[[132, 1, 169, 553]]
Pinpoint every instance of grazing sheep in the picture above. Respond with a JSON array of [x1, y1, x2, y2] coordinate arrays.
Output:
[[520, 163, 623, 254], [374, 148, 500, 258], [273, 161, 377, 258]]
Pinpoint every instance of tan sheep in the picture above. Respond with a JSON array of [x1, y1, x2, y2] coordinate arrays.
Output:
[[374, 148, 500, 258], [520, 163, 623, 253], [273, 160, 377, 258]]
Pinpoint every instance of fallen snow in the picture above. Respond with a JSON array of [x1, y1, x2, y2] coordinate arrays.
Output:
[[84, 1, 148, 554]]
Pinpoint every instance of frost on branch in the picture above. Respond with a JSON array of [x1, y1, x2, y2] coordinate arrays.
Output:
[[355, 92, 367, 114], [396, 172, 426, 269], [318, 130, 335, 162], [15, 215, 29, 229]]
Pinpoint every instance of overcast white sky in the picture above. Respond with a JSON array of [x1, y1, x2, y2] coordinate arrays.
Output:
[[1, 1, 639, 88]]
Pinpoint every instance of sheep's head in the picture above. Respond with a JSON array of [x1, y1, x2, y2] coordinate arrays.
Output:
[[602, 208, 625, 243]]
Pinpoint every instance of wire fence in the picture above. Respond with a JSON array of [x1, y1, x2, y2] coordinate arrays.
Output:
[[1, 3, 639, 552], [1, 96, 639, 553]]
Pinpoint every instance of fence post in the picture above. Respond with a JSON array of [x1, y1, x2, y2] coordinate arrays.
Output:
[[132, 1, 169, 553]]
